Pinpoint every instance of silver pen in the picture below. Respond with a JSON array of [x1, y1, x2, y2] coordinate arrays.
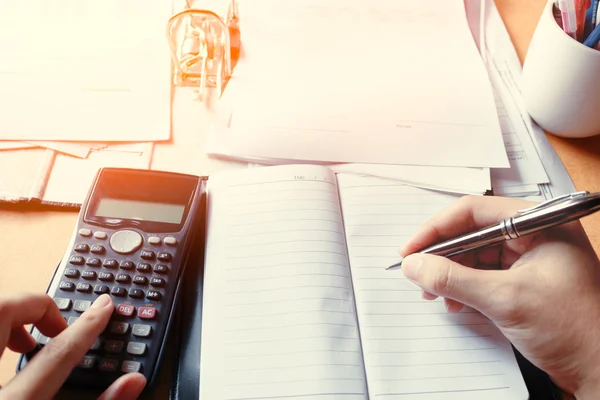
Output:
[[386, 191, 600, 271]]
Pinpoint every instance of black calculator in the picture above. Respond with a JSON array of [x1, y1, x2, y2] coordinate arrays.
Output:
[[17, 168, 206, 393]]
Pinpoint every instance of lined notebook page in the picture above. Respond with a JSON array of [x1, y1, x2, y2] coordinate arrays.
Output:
[[337, 174, 529, 400], [199, 165, 368, 400]]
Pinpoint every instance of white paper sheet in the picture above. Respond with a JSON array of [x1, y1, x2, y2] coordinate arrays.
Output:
[[337, 173, 529, 399], [206, 0, 509, 168], [0, 0, 172, 142], [200, 165, 368, 399]]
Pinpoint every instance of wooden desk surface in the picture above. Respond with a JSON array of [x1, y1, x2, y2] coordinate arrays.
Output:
[[1, 0, 600, 391]]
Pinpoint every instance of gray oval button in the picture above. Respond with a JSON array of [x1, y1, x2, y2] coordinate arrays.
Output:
[[110, 230, 143, 254]]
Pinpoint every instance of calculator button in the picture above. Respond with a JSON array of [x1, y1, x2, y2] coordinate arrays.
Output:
[[59, 281, 75, 292], [157, 252, 172, 262], [109, 230, 143, 255], [132, 324, 151, 337], [116, 274, 131, 284], [38, 334, 51, 345], [109, 322, 130, 335], [116, 304, 135, 317], [86, 258, 102, 268], [146, 291, 162, 301], [78, 356, 96, 370], [137, 307, 156, 320], [68, 317, 79, 326], [99, 359, 119, 372], [111, 287, 127, 297], [136, 263, 152, 273], [93, 285, 110, 295], [74, 244, 90, 253], [54, 298, 72, 311], [90, 338, 102, 351], [129, 288, 144, 299], [98, 272, 114, 282], [127, 342, 146, 356], [64, 268, 79, 278], [93, 231, 107, 240], [140, 250, 155, 260], [104, 341, 124, 354], [119, 261, 135, 270], [69, 256, 85, 265], [73, 300, 91, 313], [153, 264, 169, 274], [78, 228, 92, 237], [132, 275, 148, 285], [103, 259, 118, 269], [164, 236, 177, 246], [81, 270, 97, 280], [148, 236, 161, 245], [76, 283, 92, 293], [90, 245, 105, 255], [150, 277, 166, 288], [121, 361, 141, 373]]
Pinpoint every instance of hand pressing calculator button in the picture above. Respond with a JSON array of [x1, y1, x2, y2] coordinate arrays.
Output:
[[17, 168, 206, 392]]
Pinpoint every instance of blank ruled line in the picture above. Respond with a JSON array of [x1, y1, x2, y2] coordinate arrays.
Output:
[[226, 250, 347, 259], [370, 360, 501, 368], [357, 289, 419, 292], [228, 198, 338, 206], [224, 285, 349, 295], [228, 188, 334, 195], [360, 311, 479, 316], [224, 335, 357, 345], [228, 228, 343, 237], [373, 387, 510, 396], [363, 323, 490, 328], [375, 373, 505, 382], [227, 236, 342, 242], [346, 223, 422, 227], [227, 179, 337, 188], [225, 350, 361, 358], [365, 334, 492, 341], [228, 222, 342, 229], [226, 392, 365, 400], [227, 273, 350, 282], [225, 309, 354, 318], [225, 363, 361, 372], [223, 322, 356, 332], [368, 347, 496, 354], [226, 261, 348, 271], [228, 208, 341, 217], [225, 297, 351, 306], [226, 377, 364, 387]]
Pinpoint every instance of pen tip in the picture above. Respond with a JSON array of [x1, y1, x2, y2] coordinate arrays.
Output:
[[386, 257, 404, 270]]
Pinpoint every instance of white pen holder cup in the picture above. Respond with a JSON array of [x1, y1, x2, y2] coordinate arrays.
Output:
[[522, 0, 600, 138]]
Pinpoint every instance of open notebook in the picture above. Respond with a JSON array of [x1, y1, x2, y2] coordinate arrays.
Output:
[[199, 165, 529, 400]]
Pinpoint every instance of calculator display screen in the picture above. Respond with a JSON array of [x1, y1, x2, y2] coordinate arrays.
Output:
[[85, 168, 199, 231], [93, 198, 186, 224]]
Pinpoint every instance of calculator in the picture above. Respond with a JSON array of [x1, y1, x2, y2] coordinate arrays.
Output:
[[17, 168, 207, 392]]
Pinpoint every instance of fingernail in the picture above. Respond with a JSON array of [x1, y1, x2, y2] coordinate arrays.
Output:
[[401, 255, 423, 281], [91, 294, 112, 309]]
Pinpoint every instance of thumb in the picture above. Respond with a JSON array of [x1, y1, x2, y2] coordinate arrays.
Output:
[[400, 253, 507, 313]]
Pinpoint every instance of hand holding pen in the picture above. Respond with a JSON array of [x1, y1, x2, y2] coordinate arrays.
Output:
[[389, 194, 600, 398]]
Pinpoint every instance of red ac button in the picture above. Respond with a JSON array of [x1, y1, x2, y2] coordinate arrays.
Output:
[[138, 307, 156, 320]]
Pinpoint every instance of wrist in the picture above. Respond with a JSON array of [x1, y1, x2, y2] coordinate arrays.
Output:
[[574, 380, 600, 400]]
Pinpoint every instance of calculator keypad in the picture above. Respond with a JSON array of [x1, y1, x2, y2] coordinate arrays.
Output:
[[42, 228, 177, 377]]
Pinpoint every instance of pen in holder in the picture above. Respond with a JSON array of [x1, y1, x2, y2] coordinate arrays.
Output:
[[521, 0, 600, 138], [166, 2, 236, 101]]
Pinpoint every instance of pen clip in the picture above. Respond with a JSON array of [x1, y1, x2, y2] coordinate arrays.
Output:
[[517, 190, 590, 215]]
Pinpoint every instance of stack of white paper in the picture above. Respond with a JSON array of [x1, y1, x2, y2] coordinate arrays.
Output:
[[199, 0, 552, 198], [0, 0, 172, 205]]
